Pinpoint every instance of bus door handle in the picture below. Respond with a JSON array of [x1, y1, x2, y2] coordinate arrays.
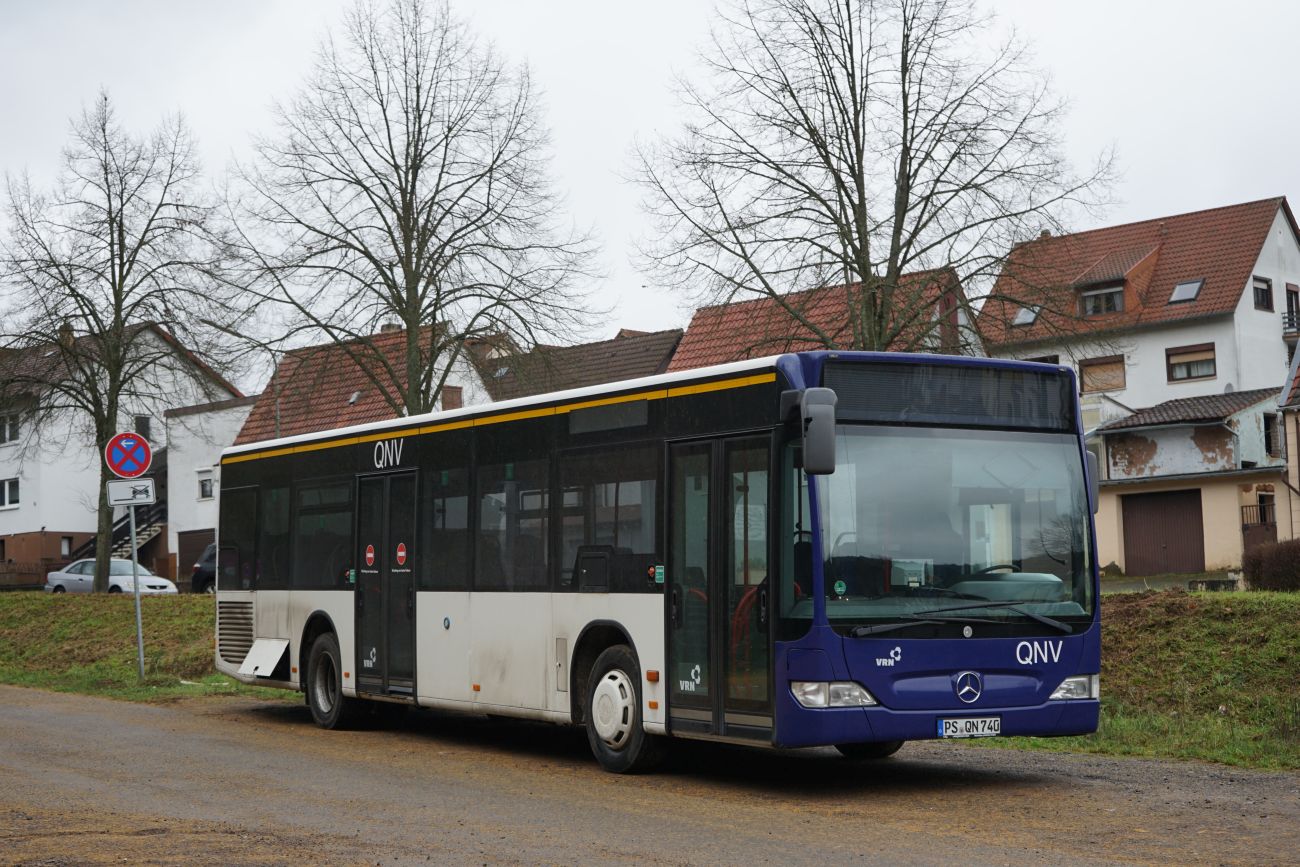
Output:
[[758, 586, 768, 630], [670, 586, 682, 628]]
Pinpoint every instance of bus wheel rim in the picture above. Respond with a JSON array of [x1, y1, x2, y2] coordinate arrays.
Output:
[[592, 669, 635, 749]]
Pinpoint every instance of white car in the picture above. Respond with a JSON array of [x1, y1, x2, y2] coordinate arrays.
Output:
[[44, 559, 179, 595]]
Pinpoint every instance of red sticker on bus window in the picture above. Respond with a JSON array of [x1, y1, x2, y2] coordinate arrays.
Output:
[[396, 542, 407, 566], [365, 544, 375, 567]]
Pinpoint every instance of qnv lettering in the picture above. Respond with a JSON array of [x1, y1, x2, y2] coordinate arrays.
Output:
[[373, 438, 405, 469], [1015, 640, 1062, 665]]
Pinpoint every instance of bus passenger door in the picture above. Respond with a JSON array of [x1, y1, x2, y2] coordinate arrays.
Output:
[[355, 472, 417, 697], [668, 437, 772, 740]]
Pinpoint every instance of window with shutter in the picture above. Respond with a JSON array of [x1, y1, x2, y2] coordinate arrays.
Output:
[[1079, 356, 1125, 393], [1165, 344, 1216, 382]]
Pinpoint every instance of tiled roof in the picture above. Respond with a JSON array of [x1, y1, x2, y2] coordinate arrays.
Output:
[[0, 323, 240, 400], [1098, 388, 1279, 432], [234, 327, 435, 445], [979, 197, 1296, 348], [667, 270, 964, 372], [476, 329, 682, 402]]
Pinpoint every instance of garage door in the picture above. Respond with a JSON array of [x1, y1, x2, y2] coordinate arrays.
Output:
[[177, 529, 215, 587], [1121, 490, 1205, 575]]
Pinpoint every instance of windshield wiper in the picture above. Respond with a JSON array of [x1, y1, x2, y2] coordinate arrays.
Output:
[[908, 600, 1074, 634], [851, 615, 1000, 637]]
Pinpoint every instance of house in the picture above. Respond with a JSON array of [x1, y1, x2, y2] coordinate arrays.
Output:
[[668, 270, 977, 371], [978, 197, 1300, 575], [234, 325, 491, 446], [979, 197, 1300, 433], [1092, 389, 1287, 575], [164, 395, 259, 586], [0, 325, 242, 586], [473, 329, 682, 401]]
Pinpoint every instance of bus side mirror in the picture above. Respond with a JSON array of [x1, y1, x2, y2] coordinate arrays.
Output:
[[1085, 451, 1099, 514], [801, 387, 838, 475]]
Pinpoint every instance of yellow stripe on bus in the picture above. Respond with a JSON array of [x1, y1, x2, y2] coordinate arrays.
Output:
[[221, 372, 777, 465]]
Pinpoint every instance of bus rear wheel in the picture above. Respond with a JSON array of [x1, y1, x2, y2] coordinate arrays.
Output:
[[307, 633, 359, 729], [835, 740, 904, 760], [584, 645, 664, 774]]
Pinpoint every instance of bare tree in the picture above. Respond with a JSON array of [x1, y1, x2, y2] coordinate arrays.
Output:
[[0, 93, 235, 591], [638, 0, 1113, 353], [233, 0, 596, 417]]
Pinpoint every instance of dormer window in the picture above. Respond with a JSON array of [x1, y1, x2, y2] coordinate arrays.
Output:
[[1012, 305, 1039, 326], [1081, 285, 1123, 316], [1168, 279, 1203, 303]]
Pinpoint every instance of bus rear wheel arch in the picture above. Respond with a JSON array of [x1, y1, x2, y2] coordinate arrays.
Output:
[[584, 644, 665, 774]]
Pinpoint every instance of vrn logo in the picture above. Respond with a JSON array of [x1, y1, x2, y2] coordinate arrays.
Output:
[[876, 646, 903, 667], [373, 438, 405, 469], [1016, 640, 1063, 665]]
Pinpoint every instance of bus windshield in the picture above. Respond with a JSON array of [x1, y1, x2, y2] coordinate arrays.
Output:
[[786, 425, 1093, 632]]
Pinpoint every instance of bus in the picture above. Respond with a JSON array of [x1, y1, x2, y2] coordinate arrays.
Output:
[[214, 351, 1100, 773]]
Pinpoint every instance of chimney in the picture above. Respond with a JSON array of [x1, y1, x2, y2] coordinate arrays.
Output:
[[1039, 229, 1052, 239], [57, 320, 74, 348], [379, 322, 402, 334]]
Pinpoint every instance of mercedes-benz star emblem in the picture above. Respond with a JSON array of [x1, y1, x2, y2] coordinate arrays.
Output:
[[954, 671, 982, 704]]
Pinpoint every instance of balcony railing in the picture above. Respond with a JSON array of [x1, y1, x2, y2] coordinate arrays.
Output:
[[1284, 310, 1299, 334], [1242, 503, 1277, 527]]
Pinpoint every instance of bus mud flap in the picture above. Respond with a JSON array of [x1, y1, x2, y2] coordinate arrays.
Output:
[[238, 638, 289, 678]]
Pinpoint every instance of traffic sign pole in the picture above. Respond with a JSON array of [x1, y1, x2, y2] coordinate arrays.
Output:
[[129, 502, 145, 680], [105, 432, 154, 682]]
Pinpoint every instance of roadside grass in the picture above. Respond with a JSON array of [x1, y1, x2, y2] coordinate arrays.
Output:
[[2, 589, 1297, 770], [0, 593, 288, 702], [977, 589, 1300, 770]]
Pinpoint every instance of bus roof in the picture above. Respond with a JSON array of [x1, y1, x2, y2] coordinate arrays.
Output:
[[222, 353, 783, 459]]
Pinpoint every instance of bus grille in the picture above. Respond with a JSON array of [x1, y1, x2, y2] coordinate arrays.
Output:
[[217, 600, 254, 665]]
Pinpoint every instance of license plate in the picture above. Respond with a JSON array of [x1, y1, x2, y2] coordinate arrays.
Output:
[[938, 716, 1001, 738]]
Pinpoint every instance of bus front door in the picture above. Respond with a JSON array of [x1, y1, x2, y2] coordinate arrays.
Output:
[[355, 472, 417, 697], [667, 437, 772, 740]]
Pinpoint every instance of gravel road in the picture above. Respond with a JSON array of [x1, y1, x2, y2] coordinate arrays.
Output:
[[1, 685, 1296, 865]]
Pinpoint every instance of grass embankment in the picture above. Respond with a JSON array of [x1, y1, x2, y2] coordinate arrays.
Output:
[[0, 594, 285, 702], [985, 590, 1300, 770], [1, 591, 1297, 769]]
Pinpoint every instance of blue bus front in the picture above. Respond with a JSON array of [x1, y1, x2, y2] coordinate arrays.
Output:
[[771, 353, 1100, 749]]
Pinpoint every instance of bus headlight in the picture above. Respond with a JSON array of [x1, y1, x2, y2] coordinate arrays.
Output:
[[791, 681, 879, 708], [1049, 674, 1099, 701]]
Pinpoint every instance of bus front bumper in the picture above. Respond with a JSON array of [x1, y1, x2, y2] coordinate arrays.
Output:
[[773, 695, 1100, 748]]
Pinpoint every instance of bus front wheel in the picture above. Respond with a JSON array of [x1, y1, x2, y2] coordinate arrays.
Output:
[[835, 740, 904, 760], [584, 645, 664, 774], [306, 633, 359, 729]]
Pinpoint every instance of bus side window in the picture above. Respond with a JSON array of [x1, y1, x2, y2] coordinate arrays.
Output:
[[218, 487, 258, 591], [293, 481, 353, 589], [476, 458, 549, 591], [421, 467, 470, 591], [558, 444, 660, 592], [259, 485, 291, 589]]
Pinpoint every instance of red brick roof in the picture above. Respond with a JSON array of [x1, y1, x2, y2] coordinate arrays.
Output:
[[667, 270, 964, 372], [474, 329, 682, 401], [1099, 388, 1278, 432], [235, 327, 436, 445], [980, 197, 1296, 348]]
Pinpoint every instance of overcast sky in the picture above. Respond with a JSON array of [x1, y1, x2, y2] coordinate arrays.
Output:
[[3, 0, 1298, 341]]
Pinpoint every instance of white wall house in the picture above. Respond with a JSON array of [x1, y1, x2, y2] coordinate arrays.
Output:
[[0, 326, 241, 585], [164, 395, 258, 584], [979, 197, 1300, 576]]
